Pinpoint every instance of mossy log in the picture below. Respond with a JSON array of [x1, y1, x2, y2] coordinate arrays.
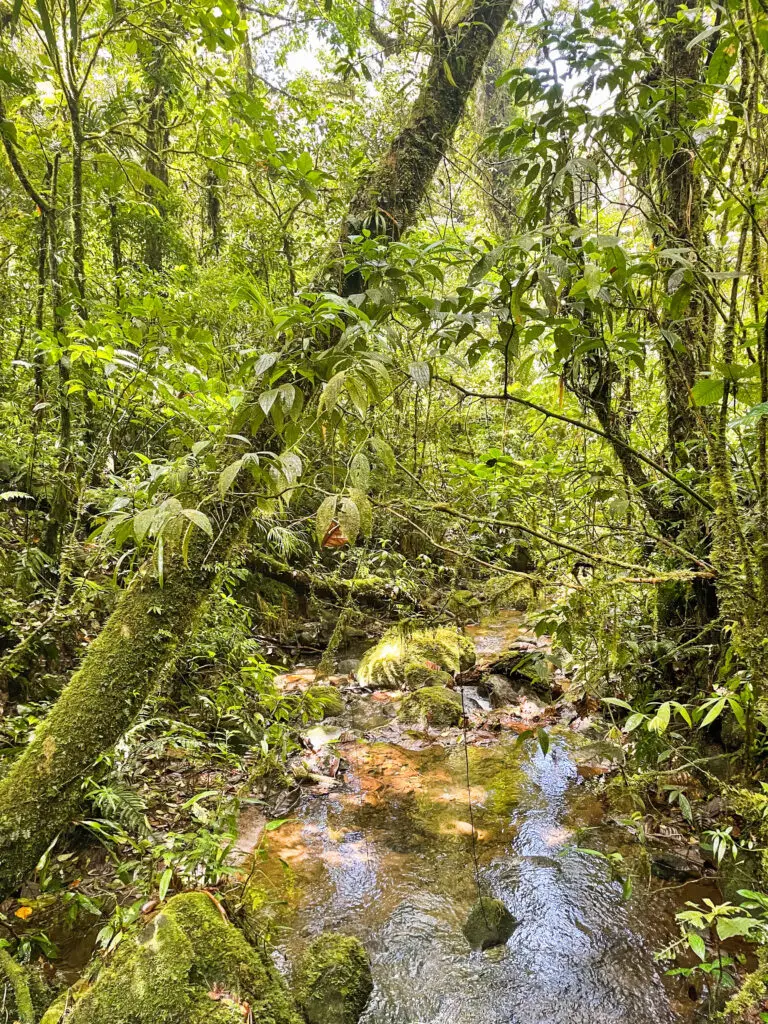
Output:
[[0, 0, 510, 896], [248, 551, 421, 609], [39, 892, 302, 1024]]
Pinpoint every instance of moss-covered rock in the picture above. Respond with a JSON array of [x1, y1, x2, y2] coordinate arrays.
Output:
[[294, 933, 373, 1024], [305, 684, 346, 719], [403, 659, 453, 690], [462, 897, 519, 951], [398, 686, 462, 727], [40, 892, 302, 1024], [356, 627, 475, 689]]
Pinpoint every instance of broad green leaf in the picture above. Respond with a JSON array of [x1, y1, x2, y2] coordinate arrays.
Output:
[[350, 452, 371, 492], [219, 458, 244, 498], [319, 371, 347, 414], [699, 697, 727, 728], [691, 378, 725, 406], [409, 361, 431, 388], [687, 932, 706, 960], [315, 495, 338, 545], [133, 508, 156, 545], [180, 508, 213, 537]]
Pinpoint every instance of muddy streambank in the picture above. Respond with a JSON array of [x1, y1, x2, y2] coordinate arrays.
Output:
[[239, 611, 721, 1024]]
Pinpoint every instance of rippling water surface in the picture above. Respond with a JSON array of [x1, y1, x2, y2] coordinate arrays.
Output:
[[260, 719, 691, 1024]]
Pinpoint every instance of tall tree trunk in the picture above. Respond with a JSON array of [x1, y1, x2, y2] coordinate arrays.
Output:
[[144, 65, 170, 272], [0, 0, 514, 897]]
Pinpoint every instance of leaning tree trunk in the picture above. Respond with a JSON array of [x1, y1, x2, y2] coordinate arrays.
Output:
[[0, 0, 514, 896]]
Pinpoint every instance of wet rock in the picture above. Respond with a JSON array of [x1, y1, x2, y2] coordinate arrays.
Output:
[[305, 685, 345, 720], [398, 686, 463, 728], [357, 627, 475, 689], [463, 897, 519, 951], [488, 648, 552, 696], [295, 933, 373, 1024], [478, 674, 519, 708], [39, 892, 302, 1024], [650, 849, 706, 882], [337, 658, 360, 675]]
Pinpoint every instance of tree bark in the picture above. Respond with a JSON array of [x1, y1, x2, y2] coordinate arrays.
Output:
[[0, 0, 513, 896]]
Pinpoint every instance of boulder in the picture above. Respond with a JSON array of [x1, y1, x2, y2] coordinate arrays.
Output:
[[403, 659, 453, 690], [356, 627, 476, 689], [462, 897, 519, 951], [478, 673, 519, 708], [294, 933, 373, 1024], [39, 892, 302, 1024], [398, 686, 463, 728]]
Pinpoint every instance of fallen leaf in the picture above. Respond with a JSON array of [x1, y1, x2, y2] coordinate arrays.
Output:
[[15, 906, 33, 920]]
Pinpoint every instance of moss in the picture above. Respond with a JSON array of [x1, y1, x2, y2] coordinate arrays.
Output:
[[0, 563, 207, 895], [403, 660, 453, 690], [356, 626, 475, 689], [294, 933, 373, 1024], [305, 685, 346, 719], [723, 945, 768, 1021], [398, 686, 462, 727], [41, 892, 302, 1024], [0, 948, 35, 1024], [462, 897, 519, 951]]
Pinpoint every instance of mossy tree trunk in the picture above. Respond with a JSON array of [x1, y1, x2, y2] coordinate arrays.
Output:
[[0, 0, 513, 897]]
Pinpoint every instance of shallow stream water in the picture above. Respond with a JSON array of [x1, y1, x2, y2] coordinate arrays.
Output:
[[251, 613, 702, 1024]]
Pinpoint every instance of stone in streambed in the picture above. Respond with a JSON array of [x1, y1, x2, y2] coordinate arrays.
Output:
[[478, 673, 519, 708], [463, 897, 519, 951], [398, 686, 462, 728], [295, 933, 373, 1024]]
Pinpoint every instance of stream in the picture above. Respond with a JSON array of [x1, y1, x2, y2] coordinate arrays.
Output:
[[245, 612, 704, 1024]]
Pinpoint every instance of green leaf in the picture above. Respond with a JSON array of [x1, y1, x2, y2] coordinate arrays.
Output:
[[409, 361, 431, 388], [219, 458, 244, 498], [180, 508, 213, 538], [601, 697, 634, 711], [538, 729, 550, 755], [259, 388, 279, 415], [133, 508, 156, 545], [350, 452, 371, 491], [538, 271, 558, 314], [687, 932, 706, 960], [583, 263, 603, 301], [716, 917, 756, 940], [348, 487, 373, 537], [158, 866, 173, 901], [624, 712, 646, 732], [691, 378, 725, 406], [315, 495, 338, 545], [264, 817, 294, 831], [319, 371, 347, 414], [699, 697, 727, 728], [335, 496, 361, 545], [442, 60, 457, 87]]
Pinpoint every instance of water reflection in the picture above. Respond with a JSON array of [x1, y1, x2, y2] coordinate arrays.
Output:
[[261, 734, 685, 1024]]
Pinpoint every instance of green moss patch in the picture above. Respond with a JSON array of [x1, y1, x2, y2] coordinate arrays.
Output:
[[462, 897, 519, 951], [356, 626, 475, 689], [398, 686, 462, 728], [294, 933, 373, 1024], [40, 892, 302, 1024]]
